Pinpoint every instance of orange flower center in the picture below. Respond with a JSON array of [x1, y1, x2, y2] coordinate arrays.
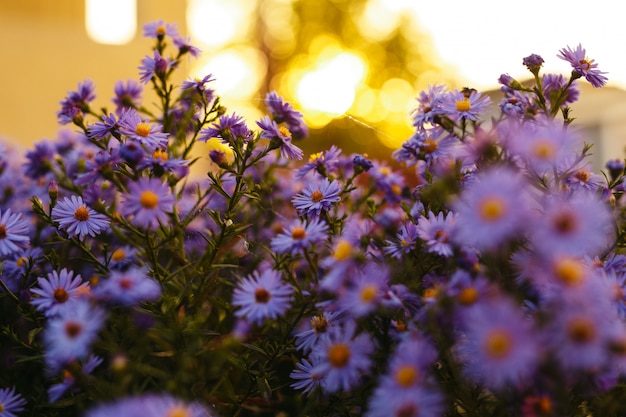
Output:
[[135, 122, 152, 137], [567, 318, 596, 344], [291, 226, 306, 240], [65, 321, 83, 338], [0, 224, 6, 239], [328, 343, 351, 368], [457, 287, 478, 306], [479, 196, 506, 221], [254, 287, 271, 303], [455, 98, 471, 112], [74, 206, 90, 222], [311, 315, 329, 333], [484, 329, 512, 358], [140, 191, 159, 209], [310, 190, 323, 203], [53, 287, 69, 303], [395, 365, 418, 387]]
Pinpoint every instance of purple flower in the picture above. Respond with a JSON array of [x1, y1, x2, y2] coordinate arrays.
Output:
[[264, 91, 309, 140], [416, 211, 455, 257], [88, 112, 121, 141], [384, 221, 420, 259], [558, 43, 608, 87], [92, 268, 161, 306], [295, 145, 342, 179], [452, 166, 531, 252], [57, 80, 96, 125], [48, 355, 102, 402], [138, 50, 177, 84], [455, 297, 541, 390], [542, 73, 579, 105], [120, 177, 176, 230], [292, 177, 341, 217], [142, 20, 179, 40], [290, 357, 324, 396], [23, 139, 55, 179], [0, 386, 27, 417], [411, 84, 448, 129], [43, 300, 107, 371], [270, 218, 328, 256], [336, 264, 390, 317], [119, 109, 169, 150], [232, 269, 293, 325], [51, 195, 110, 238], [442, 88, 492, 121], [198, 112, 252, 143], [173, 36, 201, 58], [30, 268, 89, 317], [256, 116, 304, 160], [0, 209, 30, 256], [522, 53, 544, 72], [310, 320, 374, 393], [84, 393, 215, 417], [294, 311, 341, 353], [112, 80, 143, 114]]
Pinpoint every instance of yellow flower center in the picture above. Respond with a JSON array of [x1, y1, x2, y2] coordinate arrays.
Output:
[[166, 405, 191, 417], [16, 256, 27, 268], [74, 206, 90, 222], [153, 149, 168, 162], [278, 125, 292, 138], [391, 184, 402, 195], [254, 287, 271, 303], [291, 226, 307, 240], [579, 59, 591, 71], [532, 140, 556, 160], [567, 318, 596, 344], [360, 284, 378, 303], [455, 98, 471, 112], [484, 329, 512, 358], [422, 138, 438, 153], [423, 287, 438, 299], [309, 152, 323, 163], [479, 196, 506, 221], [111, 248, 127, 262], [328, 343, 351, 368], [310, 190, 324, 203], [379, 167, 390, 176], [395, 365, 418, 387], [156, 25, 166, 36], [139, 191, 159, 209], [553, 257, 585, 285], [135, 122, 152, 137], [457, 287, 479, 306], [334, 239, 353, 261], [574, 169, 590, 182]]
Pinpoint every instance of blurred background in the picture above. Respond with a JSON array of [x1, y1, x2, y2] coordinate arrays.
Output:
[[2, 0, 626, 168]]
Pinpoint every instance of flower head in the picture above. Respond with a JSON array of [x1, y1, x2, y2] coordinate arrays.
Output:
[[256, 115, 304, 160], [0, 386, 27, 417], [264, 91, 308, 140], [84, 393, 215, 417], [113, 80, 143, 114], [292, 177, 341, 217], [93, 268, 161, 306], [119, 109, 170, 150], [120, 177, 176, 229], [51, 195, 110, 238], [0, 209, 30, 256], [442, 88, 492, 121], [138, 50, 177, 84], [270, 217, 328, 256], [417, 210, 456, 257], [558, 43, 608, 87], [31, 268, 89, 317], [232, 269, 293, 325]]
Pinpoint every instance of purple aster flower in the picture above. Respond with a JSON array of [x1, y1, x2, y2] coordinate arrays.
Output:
[[119, 141, 148, 166], [310, 319, 374, 393], [181, 74, 215, 101], [270, 217, 328, 256], [119, 109, 169, 150], [119, 177, 176, 230], [137, 148, 188, 177], [564, 164, 605, 191], [367, 387, 444, 417], [290, 356, 324, 396], [292, 177, 341, 217], [452, 166, 531, 252], [336, 264, 390, 317], [142, 20, 179, 40], [558, 43, 608, 88], [264, 91, 309, 140], [198, 112, 252, 143], [498, 90, 530, 118], [295, 145, 342, 179], [528, 191, 614, 258], [0, 386, 27, 417], [173, 35, 201, 58], [48, 355, 102, 402], [542, 73, 580, 105], [256, 115, 304, 160], [368, 161, 406, 204], [92, 267, 161, 306], [138, 50, 177, 84], [411, 84, 448, 129], [352, 154, 373, 172], [384, 221, 419, 259], [84, 393, 215, 417], [455, 297, 541, 390], [88, 112, 122, 141], [232, 269, 293, 325], [522, 53, 544, 73], [51, 195, 110, 238], [44, 300, 107, 371], [442, 88, 492, 121], [0, 208, 30, 256], [112, 80, 143, 114], [294, 311, 341, 353], [416, 210, 455, 257], [30, 268, 89, 317], [23, 139, 56, 179], [57, 79, 96, 125], [107, 245, 139, 270]]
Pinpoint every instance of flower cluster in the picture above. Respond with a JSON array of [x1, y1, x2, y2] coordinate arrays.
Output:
[[2, 20, 626, 417]]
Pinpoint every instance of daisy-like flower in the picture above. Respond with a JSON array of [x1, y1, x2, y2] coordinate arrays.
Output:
[[417, 210, 455, 257], [92, 267, 161, 306], [119, 109, 169, 150], [44, 300, 107, 372], [199, 112, 252, 144], [384, 221, 420, 259], [528, 191, 614, 258], [256, 115, 304, 160], [455, 297, 541, 390], [51, 195, 110, 239], [48, 355, 102, 402], [138, 50, 177, 84], [411, 84, 448, 129], [294, 311, 341, 353], [452, 166, 531, 252], [87, 112, 121, 141], [336, 264, 390, 318], [295, 145, 342, 179], [173, 35, 201, 58], [442, 88, 492, 121], [264, 91, 309, 140], [270, 217, 328, 256], [232, 269, 293, 325], [30, 268, 89, 317], [564, 164, 604, 191], [112, 80, 143, 114], [310, 320, 374, 393], [0, 208, 30, 256], [558, 43, 608, 88], [292, 177, 341, 217], [142, 20, 179, 39], [0, 386, 27, 417], [290, 357, 324, 396], [57, 79, 96, 125], [119, 177, 176, 230], [84, 393, 215, 417]]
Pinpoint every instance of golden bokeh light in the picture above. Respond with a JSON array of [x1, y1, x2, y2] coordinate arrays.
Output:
[[186, 0, 256, 49], [85, 0, 137, 45]]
